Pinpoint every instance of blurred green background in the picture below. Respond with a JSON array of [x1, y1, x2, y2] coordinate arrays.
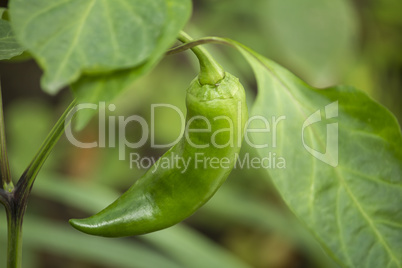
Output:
[[0, 0, 401, 267]]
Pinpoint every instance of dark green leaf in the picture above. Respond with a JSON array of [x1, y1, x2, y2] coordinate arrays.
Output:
[[9, 0, 167, 93]]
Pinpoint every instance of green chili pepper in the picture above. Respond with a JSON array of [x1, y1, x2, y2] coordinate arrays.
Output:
[[69, 33, 248, 237]]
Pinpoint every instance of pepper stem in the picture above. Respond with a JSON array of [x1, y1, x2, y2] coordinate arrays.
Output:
[[178, 31, 225, 85]]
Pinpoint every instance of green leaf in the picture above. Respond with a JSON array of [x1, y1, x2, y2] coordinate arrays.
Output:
[[9, 0, 167, 93], [71, 0, 191, 130], [232, 42, 402, 267], [0, 13, 24, 60]]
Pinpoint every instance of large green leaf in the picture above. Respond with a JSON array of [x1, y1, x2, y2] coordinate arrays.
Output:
[[9, 0, 166, 93], [0, 9, 24, 60], [71, 0, 191, 130], [230, 41, 402, 267]]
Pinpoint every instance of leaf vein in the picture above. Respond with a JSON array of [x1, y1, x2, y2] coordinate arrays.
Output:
[[337, 169, 401, 266], [19, 0, 71, 40], [340, 167, 402, 189], [336, 186, 355, 267], [51, 0, 96, 85]]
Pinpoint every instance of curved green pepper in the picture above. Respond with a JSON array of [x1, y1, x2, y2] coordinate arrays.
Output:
[[69, 72, 248, 237], [70, 32, 248, 237]]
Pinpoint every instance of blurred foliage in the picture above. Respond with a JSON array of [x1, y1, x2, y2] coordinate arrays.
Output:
[[192, 0, 402, 123], [0, 0, 401, 267]]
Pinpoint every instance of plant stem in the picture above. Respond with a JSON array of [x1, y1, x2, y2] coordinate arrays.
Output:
[[177, 31, 225, 85], [167, 36, 232, 56], [6, 202, 23, 268], [0, 85, 13, 192], [5, 99, 77, 268], [15, 100, 77, 200], [0, 188, 9, 207]]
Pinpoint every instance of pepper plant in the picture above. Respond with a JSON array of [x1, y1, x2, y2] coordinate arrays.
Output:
[[0, 0, 401, 267]]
